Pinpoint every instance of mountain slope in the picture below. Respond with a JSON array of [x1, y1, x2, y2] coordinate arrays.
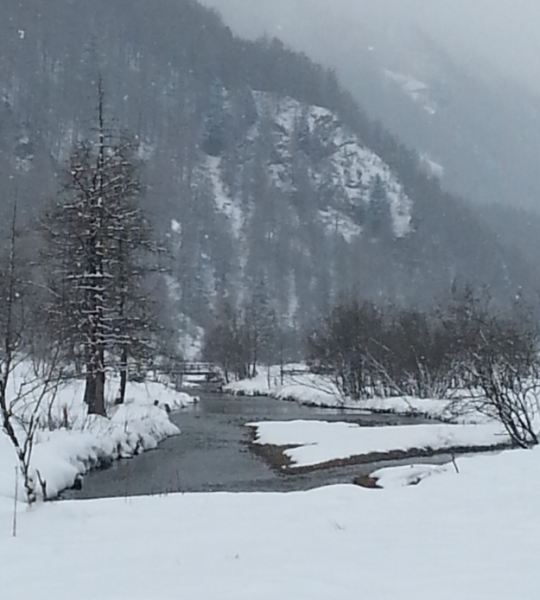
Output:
[[333, 29, 540, 213], [0, 0, 536, 345]]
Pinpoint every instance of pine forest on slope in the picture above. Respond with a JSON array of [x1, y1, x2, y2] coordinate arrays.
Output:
[[0, 0, 536, 355]]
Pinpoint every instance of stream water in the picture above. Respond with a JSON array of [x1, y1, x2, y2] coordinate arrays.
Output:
[[63, 392, 452, 499]]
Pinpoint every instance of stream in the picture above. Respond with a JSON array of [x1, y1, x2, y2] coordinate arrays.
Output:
[[63, 392, 453, 499]]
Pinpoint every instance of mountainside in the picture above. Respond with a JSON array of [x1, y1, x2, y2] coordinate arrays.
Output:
[[475, 203, 540, 280], [1, 0, 536, 351], [168, 90, 415, 331], [333, 28, 540, 213]]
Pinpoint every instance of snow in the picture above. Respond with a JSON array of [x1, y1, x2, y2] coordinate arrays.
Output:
[[420, 152, 445, 178], [224, 365, 345, 408], [2, 447, 540, 599], [251, 92, 413, 238], [370, 463, 451, 488], [319, 207, 362, 242], [249, 420, 509, 468], [362, 395, 452, 419], [224, 365, 452, 419], [0, 370, 195, 500], [384, 69, 438, 115], [277, 378, 346, 406], [207, 155, 244, 238]]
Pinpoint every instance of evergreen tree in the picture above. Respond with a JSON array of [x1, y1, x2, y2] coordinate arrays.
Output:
[[367, 175, 394, 239], [202, 79, 227, 157], [41, 88, 157, 414]]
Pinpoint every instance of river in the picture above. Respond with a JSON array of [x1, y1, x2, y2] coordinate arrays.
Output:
[[63, 392, 451, 500]]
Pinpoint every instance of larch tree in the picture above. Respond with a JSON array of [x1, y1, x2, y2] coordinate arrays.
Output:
[[41, 86, 158, 415]]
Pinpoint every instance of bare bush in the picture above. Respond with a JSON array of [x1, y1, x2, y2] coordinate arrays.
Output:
[[308, 289, 540, 449], [461, 303, 540, 448], [0, 202, 64, 503]]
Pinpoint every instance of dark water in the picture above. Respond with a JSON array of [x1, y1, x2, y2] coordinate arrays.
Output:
[[63, 393, 449, 499]]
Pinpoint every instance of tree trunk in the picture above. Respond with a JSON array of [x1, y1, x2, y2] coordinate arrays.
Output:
[[116, 345, 128, 405], [84, 373, 96, 407], [94, 370, 106, 416], [85, 371, 106, 416]]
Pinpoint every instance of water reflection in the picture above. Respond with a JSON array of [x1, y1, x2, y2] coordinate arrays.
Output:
[[182, 392, 426, 426], [182, 393, 368, 418]]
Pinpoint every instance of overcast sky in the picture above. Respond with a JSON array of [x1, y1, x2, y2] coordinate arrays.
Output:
[[201, 0, 540, 93]]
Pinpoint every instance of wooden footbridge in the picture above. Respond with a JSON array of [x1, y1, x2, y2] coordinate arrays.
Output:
[[174, 362, 223, 384], [177, 362, 218, 376]]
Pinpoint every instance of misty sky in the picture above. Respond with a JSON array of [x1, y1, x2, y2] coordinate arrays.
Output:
[[201, 0, 540, 93]]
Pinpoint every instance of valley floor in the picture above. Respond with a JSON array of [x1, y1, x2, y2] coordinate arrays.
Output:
[[1, 447, 539, 599], [1, 366, 535, 599]]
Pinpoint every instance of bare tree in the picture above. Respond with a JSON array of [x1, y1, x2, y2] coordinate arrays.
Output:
[[0, 201, 63, 503], [308, 300, 385, 400], [461, 305, 540, 448], [308, 289, 540, 443], [203, 302, 249, 383]]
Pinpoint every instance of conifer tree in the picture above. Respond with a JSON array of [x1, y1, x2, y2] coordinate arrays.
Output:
[[41, 85, 158, 414]]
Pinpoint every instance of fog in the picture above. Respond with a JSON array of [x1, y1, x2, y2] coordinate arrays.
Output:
[[201, 0, 540, 93]]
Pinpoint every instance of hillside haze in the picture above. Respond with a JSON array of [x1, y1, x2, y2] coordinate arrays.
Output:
[[1, 0, 536, 354], [203, 1, 540, 212]]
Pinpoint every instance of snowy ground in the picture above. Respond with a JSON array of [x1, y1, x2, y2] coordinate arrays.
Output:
[[224, 365, 453, 419], [249, 420, 510, 468], [1, 447, 539, 599], [2, 364, 535, 599], [0, 369, 195, 500]]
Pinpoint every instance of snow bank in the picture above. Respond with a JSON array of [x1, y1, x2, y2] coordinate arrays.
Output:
[[370, 463, 451, 488], [224, 365, 452, 419], [0, 373, 195, 500], [249, 420, 510, 468], [2, 448, 540, 599]]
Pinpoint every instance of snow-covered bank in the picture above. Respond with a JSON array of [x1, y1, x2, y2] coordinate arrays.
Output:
[[224, 366, 452, 419], [249, 420, 510, 469], [370, 463, 451, 489], [2, 447, 540, 599], [0, 376, 195, 500]]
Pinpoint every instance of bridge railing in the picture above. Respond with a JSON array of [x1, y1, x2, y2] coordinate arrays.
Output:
[[176, 362, 219, 375]]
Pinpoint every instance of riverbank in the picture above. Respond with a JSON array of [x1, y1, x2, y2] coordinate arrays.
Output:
[[222, 365, 454, 420], [0, 373, 195, 501], [63, 393, 511, 501], [3, 446, 539, 599], [64, 393, 434, 499]]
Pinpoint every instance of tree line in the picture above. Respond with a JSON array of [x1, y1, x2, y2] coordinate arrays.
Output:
[[308, 289, 540, 449], [202, 288, 301, 384]]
